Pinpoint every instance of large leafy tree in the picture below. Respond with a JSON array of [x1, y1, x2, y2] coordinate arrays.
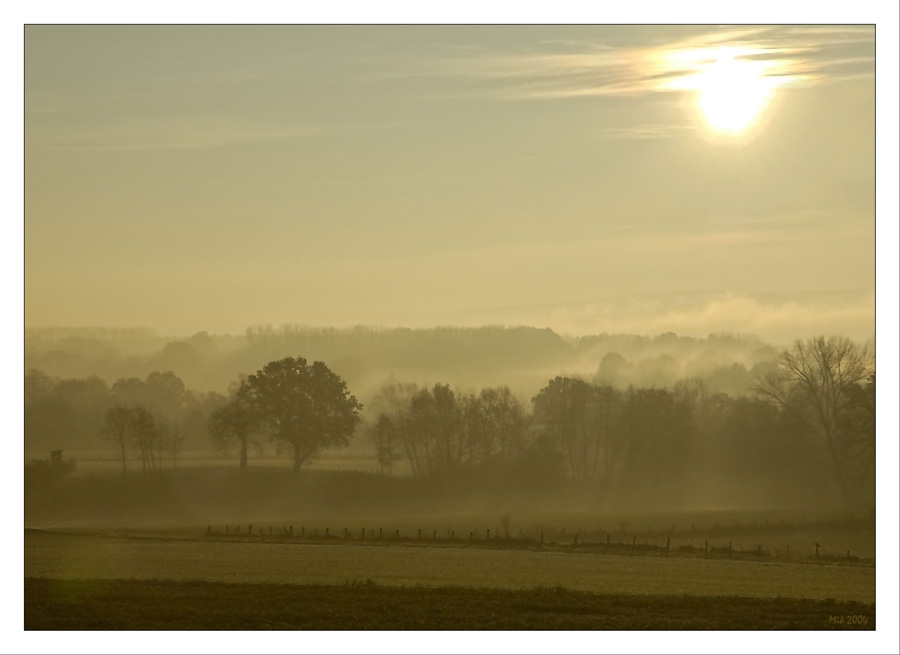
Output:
[[243, 357, 362, 473]]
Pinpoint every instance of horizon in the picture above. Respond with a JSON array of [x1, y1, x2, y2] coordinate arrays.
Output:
[[23, 286, 875, 346]]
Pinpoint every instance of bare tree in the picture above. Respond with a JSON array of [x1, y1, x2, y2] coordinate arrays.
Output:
[[368, 413, 402, 475], [755, 336, 873, 508], [208, 386, 260, 473], [369, 378, 422, 475], [129, 405, 161, 476], [101, 404, 132, 478]]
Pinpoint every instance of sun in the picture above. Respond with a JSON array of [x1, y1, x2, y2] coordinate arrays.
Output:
[[698, 48, 775, 134]]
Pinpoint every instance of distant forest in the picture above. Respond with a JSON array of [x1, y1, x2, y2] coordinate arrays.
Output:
[[24, 326, 874, 512], [25, 324, 786, 398]]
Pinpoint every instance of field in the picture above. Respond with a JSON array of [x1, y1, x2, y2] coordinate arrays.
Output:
[[25, 578, 874, 630], [24, 467, 877, 631], [24, 523, 875, 630]]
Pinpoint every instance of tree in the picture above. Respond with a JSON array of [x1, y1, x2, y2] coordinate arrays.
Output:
[[837, 374, 875, 512], [755, 336, 873, 509], [408, 384, 466, 474], [101, 404, 132, 478], [129, 405, 161, 475], [474, 386, 528, 464], [243, 357, 362, 473], [618, 387, 695, 503], [368, 413, 402, 475], [368, 378, 422, 475], [532, 377, 622, 485], [208, 386, 260, 473], [25, 369, 56, 405]]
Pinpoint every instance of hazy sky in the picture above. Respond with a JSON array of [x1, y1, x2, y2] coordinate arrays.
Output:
[[25, 25, 878, 339]]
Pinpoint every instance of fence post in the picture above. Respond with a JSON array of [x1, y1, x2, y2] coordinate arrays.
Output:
[[207, 526, 211, 535], [325, 528, 329, 538], [451, 530, 455, 540], [665, 537, 671, 557], [540, 530, 544, 545], [249, 525, 252, 534], [290, 526, 293, 536], [486, 529, 490, 540], [269, 526, 272, 535], [433, 530, 437, 540], [395, 529, 400, 539]]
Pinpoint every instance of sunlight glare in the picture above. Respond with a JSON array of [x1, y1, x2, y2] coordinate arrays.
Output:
[[699, 48, 775, 134]]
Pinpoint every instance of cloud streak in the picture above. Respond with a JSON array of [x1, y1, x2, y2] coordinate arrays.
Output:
[[403, 25, 873, 103]]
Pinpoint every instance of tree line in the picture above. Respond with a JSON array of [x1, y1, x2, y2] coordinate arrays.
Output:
[[24, 336, 874, 512], [362, 336, 873, 510]]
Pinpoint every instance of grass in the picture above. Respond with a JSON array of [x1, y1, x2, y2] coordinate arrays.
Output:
[[25, 529, 875, 602], [25, 577, 875, 630]]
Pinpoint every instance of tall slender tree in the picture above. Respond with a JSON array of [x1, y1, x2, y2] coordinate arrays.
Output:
[[755, 336, 873, 508]]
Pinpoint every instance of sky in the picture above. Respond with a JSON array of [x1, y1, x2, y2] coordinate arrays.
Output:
[[24, 24, 880, 342]]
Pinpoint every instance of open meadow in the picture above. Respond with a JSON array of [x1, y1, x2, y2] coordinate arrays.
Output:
[[24, 518, 875, 630]]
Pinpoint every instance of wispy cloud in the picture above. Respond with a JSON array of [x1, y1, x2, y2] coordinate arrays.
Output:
[[401, 25, 873, 103]]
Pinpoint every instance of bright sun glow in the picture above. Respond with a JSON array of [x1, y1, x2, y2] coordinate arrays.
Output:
[[698, 48, 775, 134]]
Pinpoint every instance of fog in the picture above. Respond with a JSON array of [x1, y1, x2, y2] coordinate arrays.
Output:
[[25, 322, 875, 527]]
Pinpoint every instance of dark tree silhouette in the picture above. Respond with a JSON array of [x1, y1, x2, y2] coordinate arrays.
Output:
[[755, 336, 873, 509], [408, 384, 464, 474], [369, 379, 422, 474], [368, 413, 402, 475], [208, 386, 260, 473], [619, 387, 694, 501], [129, 405, 161, 475], [101, 404, 132, 478], [532, 377, 622, 485], [243, 357, 362, 473]]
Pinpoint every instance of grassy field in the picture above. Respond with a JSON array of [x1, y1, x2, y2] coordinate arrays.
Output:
[[25, 529, 874, 602], [24, 577, 875, 630]]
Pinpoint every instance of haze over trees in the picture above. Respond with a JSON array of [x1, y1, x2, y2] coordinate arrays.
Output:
[[24, 325, 789, 403], [24, 328, 875, 514]]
